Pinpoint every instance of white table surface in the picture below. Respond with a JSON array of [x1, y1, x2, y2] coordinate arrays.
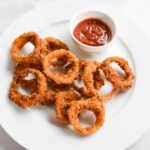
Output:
[[0, 0, 150, 149]]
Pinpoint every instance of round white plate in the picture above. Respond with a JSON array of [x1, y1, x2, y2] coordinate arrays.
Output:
[[0, 1, 150, 150]]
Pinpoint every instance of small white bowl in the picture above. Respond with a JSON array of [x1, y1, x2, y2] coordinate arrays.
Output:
[[70, 10, 117, 53]]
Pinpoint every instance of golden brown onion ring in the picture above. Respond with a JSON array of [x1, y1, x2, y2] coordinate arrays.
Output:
[[43, 49, 79, 84], [39, 37, 69, 60], [72, 61, 104, 97], [11, 32, 41, 64], [9, 68, 47, 108], [68, 97, 105, 135], [101, 57, 134, 90], [55, 90, 80, 123], [14, 60, 43, 86]]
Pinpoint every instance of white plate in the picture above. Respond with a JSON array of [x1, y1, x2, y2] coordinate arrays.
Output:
[[0, 1, 150, 150]]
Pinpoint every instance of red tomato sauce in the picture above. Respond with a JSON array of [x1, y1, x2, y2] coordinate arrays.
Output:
[[73, 18, 111, 46]]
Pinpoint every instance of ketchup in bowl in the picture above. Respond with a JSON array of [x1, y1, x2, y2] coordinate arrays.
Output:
[[73, 18, 111, 47]]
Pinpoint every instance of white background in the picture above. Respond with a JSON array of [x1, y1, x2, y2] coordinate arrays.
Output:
[[0, 0, 150, 149]]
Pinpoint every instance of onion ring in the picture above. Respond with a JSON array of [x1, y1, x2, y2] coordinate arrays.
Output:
[[9, 68, 47, 108], [40, 37, 69, 66], [82, 61, 100, 96], [72, 60, 104, 97], [93, 69, 105, 90], [39, 37, 69, 60], [68, 97, 105, 135], [91, 63, 118, 102], [14, 60, 43, 86], [55, 90, 80, 123], [73, 61, 118, 101], [31, 80, 56, 106], [101, 57, 134, 90], [11, 32, 41, 63], [43, 49, 79, 84]]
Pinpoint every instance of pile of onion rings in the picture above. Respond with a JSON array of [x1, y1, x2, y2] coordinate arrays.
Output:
[[9, 32, 135, 135]]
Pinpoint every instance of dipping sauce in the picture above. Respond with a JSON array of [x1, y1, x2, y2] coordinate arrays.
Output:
[[73, 18, 111, 46]]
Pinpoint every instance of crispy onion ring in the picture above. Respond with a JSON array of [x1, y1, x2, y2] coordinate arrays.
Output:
[[39, 37, 69, 60], [101, 57, 134, 90], [11, 32, 41, 63], [28, 80, 56, 105], [93, 69, 105, 90], [96, 63, 118, 102], [40, 37, 69, 66], [72, 60, 104, 97], [82, 61, 101, 96], [9, 68, 47, 108], [98, 82, 118, 102], [14, 60, 43, 86], [73, 60, 118, 101], [55, 90, 80, 123], [68, 97, 105, 135], [43, 49, 79, 84], [15, 61, 42, 74]]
